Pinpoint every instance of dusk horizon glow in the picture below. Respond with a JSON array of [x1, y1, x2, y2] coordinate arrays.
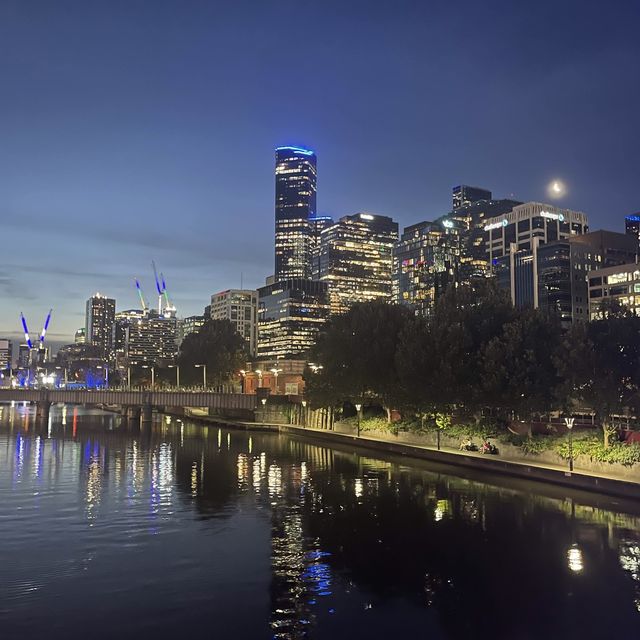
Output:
[[2, 0, 639, 345]]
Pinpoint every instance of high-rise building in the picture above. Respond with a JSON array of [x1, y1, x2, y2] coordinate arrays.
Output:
[[452, 185, 492, 210], [85, 293, 116, 359], [625, 214, 640, 252], [0, 338, 12, 370], [176, 315, 206, 348], [74, 328, 86, 344], [210, 289, 258, 356], [484, 202, 588, 265], [309, 213, 334, 280], [318, 212, 399, 314], [393, 219, 462, 315], [274, 146, 317, 281], [495, 230, 635, 324], [122, 311, 177, 366], [257, 279, 330, 360]]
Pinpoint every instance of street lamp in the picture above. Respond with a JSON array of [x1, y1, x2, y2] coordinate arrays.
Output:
[[168, 364, 180, 388], [309, 363, 323, 374], [195, 364, 207, 389], [355, 403, 362, 437], [564, 416, 575, 472], [270, 367, 282, 394], [127, 365, 132, 390], [255, 369, 263, 387], [239, 369, 246, 393], [301, 399, 307, 428], [142, 364, 155, 389]]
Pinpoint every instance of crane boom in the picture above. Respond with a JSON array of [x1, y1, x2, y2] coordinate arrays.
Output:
[[20, 313, 33, 349], [39, 309, 52, 345]]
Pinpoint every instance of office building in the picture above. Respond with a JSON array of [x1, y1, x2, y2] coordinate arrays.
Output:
[[210, 289, 257, 356], [625, 214, 640, 252], [588, 263, 640, 319], [0, 339, 12, 370], [177, 315, 206, 348], [257, 279, 330, 360], [318, 212, 398, 314], [309, 213, 334, 280], [18, 344, 30, 369], [452, 185, 492, 210], [393, 218, 462, 315], [496, 230, 635, 324], [74, 328, 86, 344], [274, 146, 317, 281], [484, 202, 588, 265], [85, 293, 116, 359], [124, 311, 177, 366]]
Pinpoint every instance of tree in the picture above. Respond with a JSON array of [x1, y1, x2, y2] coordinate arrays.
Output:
[[557, 311, 640, 446], [178, 319, 247, 386], [305, 301, 412, 419]]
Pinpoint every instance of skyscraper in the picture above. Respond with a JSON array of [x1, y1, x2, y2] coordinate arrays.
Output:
[[0, 338, 12, 370], [274, 146, 317, 280], [309, 213, 334, 280], [452, 185, 492, 210], [318, 212, 399, 314], [85, 293, 116, 360]]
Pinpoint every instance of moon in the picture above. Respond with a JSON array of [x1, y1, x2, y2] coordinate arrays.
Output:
[[548, 180, 566, 199]]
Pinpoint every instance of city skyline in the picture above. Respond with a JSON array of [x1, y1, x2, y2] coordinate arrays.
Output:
[[2, 0, 640, 343]]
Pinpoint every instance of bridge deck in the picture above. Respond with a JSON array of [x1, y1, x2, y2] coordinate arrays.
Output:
[[0, 389, 257, 410]]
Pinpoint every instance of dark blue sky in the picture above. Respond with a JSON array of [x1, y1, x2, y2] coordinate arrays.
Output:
[[1, 0, 639, 344]]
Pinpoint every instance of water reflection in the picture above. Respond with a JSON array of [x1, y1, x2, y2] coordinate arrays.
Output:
[[1, 405, 640, 639]]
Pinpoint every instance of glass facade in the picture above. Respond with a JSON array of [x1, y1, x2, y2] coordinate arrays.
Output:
[[257, 279, 330, 360], [274, 147, 317, 281], [319, 213, 398, 315], [625, 214, 640, 253], [393, 219, 461, 315], [589, 264, 640, 319], [452, 185, 492, 210]]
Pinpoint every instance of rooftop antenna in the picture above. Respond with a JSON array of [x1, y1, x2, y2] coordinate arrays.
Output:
[[135, 278, 148, 312], [20, 313, 33, 349]]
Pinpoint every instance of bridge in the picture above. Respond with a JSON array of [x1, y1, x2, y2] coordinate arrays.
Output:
[[0, 388, 257, 421]]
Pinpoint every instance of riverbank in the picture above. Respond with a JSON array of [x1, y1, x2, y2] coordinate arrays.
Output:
[[164, 409, 640, 500]]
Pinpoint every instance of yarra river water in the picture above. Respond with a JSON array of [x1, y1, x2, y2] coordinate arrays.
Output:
[[2, 406, 640, 639]]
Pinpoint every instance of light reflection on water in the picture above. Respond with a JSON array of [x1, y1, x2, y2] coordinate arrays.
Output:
[[1, 404, 640, 639]]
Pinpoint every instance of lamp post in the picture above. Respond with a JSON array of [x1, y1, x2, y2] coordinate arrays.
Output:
[[168, 364, 180, 388], [255, 369, 263, 389], [355, 403, 362, 437], [564, 416, 575, 472], [195, 364, 207, 389], [301, 399, 307, 428], [127, 365, 131, 390], [270, 367, 282, 394]]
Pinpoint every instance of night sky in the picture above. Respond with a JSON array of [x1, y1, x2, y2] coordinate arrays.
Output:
[[1, 0, 639, 346]]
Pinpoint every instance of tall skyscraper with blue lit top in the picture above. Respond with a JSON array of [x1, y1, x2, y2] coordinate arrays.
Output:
[[274, 146, 317, 280]]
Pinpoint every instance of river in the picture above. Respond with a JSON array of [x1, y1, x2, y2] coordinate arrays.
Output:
[[1, 403, 640, 639]]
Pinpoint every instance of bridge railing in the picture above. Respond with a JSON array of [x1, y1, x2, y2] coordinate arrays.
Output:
[[0, 388, 257, 410]]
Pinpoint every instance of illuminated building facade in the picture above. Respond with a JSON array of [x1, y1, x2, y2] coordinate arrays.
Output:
[[257, 279, 329, 359], [589, 262, 640, 319], [210, 289, 258, 356], [0, 338, 12, 370], [74, 328, 86, 344], [85, 293, 116, 360], [274, 146, 317, 281], [112, 309, 177, 367], [176, 315, 205, 348], [452, 184, 492, 210], [495, 230, 635, 324], [484, 202, 588, 265], [393, 218, 462, 315], [309, 213, 334, 280], [318, 212, 398, 314]]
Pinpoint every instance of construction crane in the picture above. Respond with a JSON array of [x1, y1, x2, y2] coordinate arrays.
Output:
[[134, 278, 148, 312], [18, 309, 53, 386]]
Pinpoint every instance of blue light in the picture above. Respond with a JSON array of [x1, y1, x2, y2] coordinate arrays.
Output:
[[626, 215, 640, 222], [275, 145, 315, 156]]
